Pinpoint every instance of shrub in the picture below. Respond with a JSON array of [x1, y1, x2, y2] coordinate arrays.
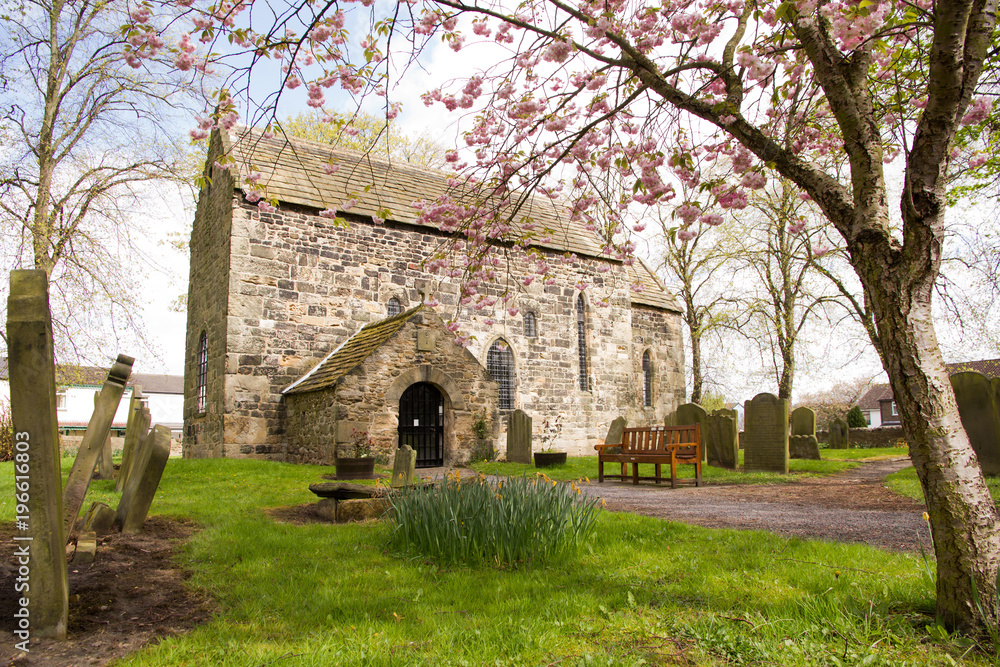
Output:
[[388, 472, 601, 567], [846, 405, 867, 428], [0, 401, 12, 462], [469, 414, 496, 463]]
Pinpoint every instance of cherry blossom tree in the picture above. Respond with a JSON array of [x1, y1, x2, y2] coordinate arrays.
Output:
[[134, 0, 1000, 629]]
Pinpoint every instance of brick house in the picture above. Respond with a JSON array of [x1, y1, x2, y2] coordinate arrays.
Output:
[[858, 358, 1000, 428], [183, 128, 686, 466]]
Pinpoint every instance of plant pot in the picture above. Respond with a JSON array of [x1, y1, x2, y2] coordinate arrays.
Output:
[[335, 457, 376, 480], [533, 452, 567, 468]]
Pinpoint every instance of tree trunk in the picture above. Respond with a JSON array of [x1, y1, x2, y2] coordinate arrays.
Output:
[[862, 259, 1000, 631], [689, 324, 703, 405]]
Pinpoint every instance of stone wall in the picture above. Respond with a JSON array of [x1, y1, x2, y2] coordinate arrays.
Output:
[[741, 425, 907, 449], [183, 132, 235, 459], [285, 310, 498, 465], [188, 195, 685, 459]]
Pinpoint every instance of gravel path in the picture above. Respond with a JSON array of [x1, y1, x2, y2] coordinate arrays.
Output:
[[579, 458, 933, 552]]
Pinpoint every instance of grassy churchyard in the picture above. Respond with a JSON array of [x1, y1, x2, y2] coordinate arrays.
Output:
[[2, 450, 994, 665]]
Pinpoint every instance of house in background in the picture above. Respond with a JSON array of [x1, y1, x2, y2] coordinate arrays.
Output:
[[857, 358, 1000, 428], [0, 359, 183, 439]]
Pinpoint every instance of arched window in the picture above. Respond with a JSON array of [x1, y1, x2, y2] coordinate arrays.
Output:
[[196, 331, 208, 413], [523, 311, 537, 338], [576, 295, 588, 391], [487, 339, 515, 411], [642, 351, 653, 407], [387, 296, 402, 317]]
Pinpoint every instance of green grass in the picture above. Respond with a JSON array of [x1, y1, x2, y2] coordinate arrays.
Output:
[[472, 453, 862, 484], [0, 458, 990, 665], [887, 465, 1000, 506], [820, 446, 909, 460]]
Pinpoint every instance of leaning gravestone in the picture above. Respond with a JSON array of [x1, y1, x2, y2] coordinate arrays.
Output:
[[7, 269, 68, 640], [92, 391, 115, 480], [789, 406, 820, 460], [790, 406, 817, 437], [829, 417, 850, 449], [603, 416, 627, 453], [115, 425, 171, 533], [706, 409, 739, 468], [674, 403, 709, 462], [506, 409, 532, 463], [63, 355, 134, 536], [391, 445, 417, 488], [116, 390, 149, 493], [950, 371, 1000, 476], [744, 393, 789, 473]]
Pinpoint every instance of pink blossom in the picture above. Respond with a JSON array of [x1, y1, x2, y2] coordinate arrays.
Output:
[[323, 163, 341, 175], [969, 153, 988, 169], [258, 201, 276, 214], [677, 229, 697, 242], [962, 97, 991, 126], [446, 321, 461, 333], [319, 209, 337, 218]]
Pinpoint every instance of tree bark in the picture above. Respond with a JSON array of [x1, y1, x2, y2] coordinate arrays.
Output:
[[689, 326, 703, 405]]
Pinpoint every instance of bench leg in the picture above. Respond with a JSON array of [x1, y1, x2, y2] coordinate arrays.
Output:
[[695, 461, 702, 487], [598, 459, 604, 483], [621, 462, 627, 479], [671, 458, 678, 489], [655, 463, 661, 484], [632, 462, 639, 485]]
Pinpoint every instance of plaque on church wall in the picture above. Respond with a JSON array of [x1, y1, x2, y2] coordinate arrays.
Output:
[[417, 331, 436, 352]]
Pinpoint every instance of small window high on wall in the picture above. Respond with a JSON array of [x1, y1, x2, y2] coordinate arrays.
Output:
[[196, 331, 208, 413], [387, 297, 402, 317], [524, 311, 537, 338], [642, 351, 652, 407], [487, 339, 515, 411]]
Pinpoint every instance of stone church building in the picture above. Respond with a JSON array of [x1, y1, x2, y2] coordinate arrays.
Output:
[[183, 127, 685, 466]]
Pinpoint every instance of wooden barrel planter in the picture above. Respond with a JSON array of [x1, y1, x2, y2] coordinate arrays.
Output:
[[334, 457, 376, 480], [533, 452, 567, 468]]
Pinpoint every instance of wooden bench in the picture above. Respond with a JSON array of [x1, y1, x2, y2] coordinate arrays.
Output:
[[594, 424, 702, 488]]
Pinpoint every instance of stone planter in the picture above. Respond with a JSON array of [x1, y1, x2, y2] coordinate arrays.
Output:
[[334, 457, 376, 480], [533, 452, 567, 468]]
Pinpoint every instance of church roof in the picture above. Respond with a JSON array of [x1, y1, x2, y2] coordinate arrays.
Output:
[[222, 127, 679, 312], [282, 306, 422, 395]]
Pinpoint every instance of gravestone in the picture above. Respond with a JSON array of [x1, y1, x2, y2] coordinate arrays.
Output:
[[788, 435, 821, 459], [7, 269, 68, 639], [674, 403, 709, 462], [605, 416, 627, 446], [706, 409, 739, 468], [950, 371, 1000, 476], [506, 409, 532, 463], [790, 406, 816, 437], [82, 501, 117, 536], [92, 392, 115, 480], [63, 355, 134, 536], [744, 393, 789, 473], [391, 445, 417, 488], [115, 425, 171, 533], [116, 390, 149, 493], [829, 417, 850, 449]]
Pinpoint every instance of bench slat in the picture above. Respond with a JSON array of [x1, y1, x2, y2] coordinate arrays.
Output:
[[597, 424, 702, 488]]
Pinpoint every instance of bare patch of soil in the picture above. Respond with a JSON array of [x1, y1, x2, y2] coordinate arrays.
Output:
[[0, 516, 212, 667], [263, 503, 332, 525], [583, 458, 933, 552]]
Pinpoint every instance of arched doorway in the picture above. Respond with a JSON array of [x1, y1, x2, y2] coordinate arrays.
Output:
[[398, 382, 444, 467]]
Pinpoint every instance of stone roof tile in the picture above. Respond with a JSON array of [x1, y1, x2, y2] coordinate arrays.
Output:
[[224, 127, 680, 313]]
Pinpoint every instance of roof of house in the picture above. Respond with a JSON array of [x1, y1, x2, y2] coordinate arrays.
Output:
[[856, 358, 1000, 409], [223, 127, 680, 312], [0, 359, 183, 394], [282, 306, 422, 396]]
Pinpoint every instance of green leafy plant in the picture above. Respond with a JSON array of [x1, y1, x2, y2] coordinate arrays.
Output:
[[388, 471, 600, 567], [846, 405, 867, 428], [538, 413, 564, 453], [470, 413, 496, 463]]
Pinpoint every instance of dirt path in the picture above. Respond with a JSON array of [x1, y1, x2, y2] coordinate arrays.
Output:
[[580, 458, 933, 552]]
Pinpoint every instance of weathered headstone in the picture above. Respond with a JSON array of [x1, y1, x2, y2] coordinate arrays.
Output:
[[603, 416, 627, 454], [116, 390, 149, 493], [506, 409, 532, 463], [63, 355, 134, 536], [92, 391, 115, 480], [951, 371, 1000, 476], [391, 445, 417, 488], [7, 269, 68, 640], [82, 501, 117, 536], [744, 393, 789, 473], [674, 403, 709, 462], [115, 424, 171, 533], [829, 417, 850, 449], [790, 406, 817, 437], [706, 409, 739, 468], [789, 435, 821, 459]]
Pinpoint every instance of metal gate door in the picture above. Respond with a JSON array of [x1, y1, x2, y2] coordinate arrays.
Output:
[[398, 382, 444, 467]]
